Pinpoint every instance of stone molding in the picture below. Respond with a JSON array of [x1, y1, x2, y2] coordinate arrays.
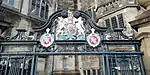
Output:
[[130, 16, 150, 28], [136, 32, 150, 40]]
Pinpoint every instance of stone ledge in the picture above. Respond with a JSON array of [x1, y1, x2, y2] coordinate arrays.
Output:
[[130, 9, 150, 29], [136, 32, 150, 40], [129, 16, 150, 28]]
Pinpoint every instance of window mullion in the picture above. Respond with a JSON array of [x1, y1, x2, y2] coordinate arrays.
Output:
[[38, 0, 42, 17], [31, 0, 36, 12], [105, 18, 112, 30], [43, 1, 46, 19], [109, 18, 113, 30], [116, 15, 120, 28], [45, 4, 49, 19], [111, 16, 118, 30], [117, 14, 124, 28]]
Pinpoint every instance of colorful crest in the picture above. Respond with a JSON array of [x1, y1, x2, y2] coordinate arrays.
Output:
[[40, 28, 54, 47], [56, 11, 85, 40], [87, 28, 101, 47]]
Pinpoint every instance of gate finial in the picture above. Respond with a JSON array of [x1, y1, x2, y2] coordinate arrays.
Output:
[[46, 28, 50, 34], [91, 28, 95, 34]]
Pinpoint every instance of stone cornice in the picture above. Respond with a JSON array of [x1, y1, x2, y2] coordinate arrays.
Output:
[[129, 16, 150, 28], [136, 32, 150, 40]]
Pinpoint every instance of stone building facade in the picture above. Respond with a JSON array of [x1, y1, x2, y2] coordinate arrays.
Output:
[[0, 0, 57, 40], [0, 0, 148, 75], [0, 0, 57, 75], [76, 0, 140, 75]]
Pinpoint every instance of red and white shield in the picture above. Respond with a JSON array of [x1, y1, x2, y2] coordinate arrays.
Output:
[[40, 33, 54, 47], [87, 28, 101, 47]]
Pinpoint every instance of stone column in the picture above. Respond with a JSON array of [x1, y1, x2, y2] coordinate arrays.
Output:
[[130, 17, 150, 74], [137, 33, 150, 75], [78, 55, 84, 75], [129, 1, 150, 73], [45, 56, 53, 74]]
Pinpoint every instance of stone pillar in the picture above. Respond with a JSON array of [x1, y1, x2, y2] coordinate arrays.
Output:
[[78, 55, 84, 75], [136, 33, 150, 75], [129, 3, 150, 74], [37, 58, 46, 75], [45, 56, 53, 74]]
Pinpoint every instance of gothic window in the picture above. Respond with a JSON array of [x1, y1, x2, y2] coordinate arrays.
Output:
[[111, 16, 118, 29], [31, 0, 49, 19], [105, 13, 124, 31], [117, 14, 124, 28], [105, 19, 111, 29]]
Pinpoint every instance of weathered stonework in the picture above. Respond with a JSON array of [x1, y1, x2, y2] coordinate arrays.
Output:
[[130, 7, 150, 75], [81, 55, 99, 70]]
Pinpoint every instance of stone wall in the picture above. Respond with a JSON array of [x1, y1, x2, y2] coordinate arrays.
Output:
[[81, 55, 99, 70]]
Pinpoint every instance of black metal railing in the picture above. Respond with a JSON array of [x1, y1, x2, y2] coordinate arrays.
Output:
[[0, 52, 145, 75], [0, 40, 145, 75]]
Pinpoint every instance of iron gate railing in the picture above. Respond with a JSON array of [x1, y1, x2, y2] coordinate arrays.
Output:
[[0, 40, 146, 75], [0, 52, 145, 75]]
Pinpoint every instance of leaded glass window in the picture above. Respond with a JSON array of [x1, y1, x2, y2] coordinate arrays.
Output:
[[105, 13, 124, 30], [105, 19, 111, 28], [111, 16, 118, 29], [117, 14, 124, 28]]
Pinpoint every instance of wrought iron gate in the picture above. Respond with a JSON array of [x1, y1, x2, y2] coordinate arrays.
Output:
[[0, 40, 145, 75], [0, 10, 146, 75]]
